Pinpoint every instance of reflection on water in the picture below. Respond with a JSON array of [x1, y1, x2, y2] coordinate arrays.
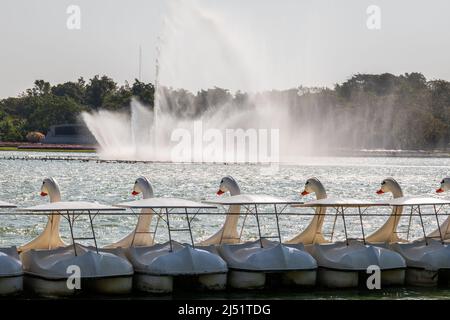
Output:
[[5, 286, 450, 300], [1, 151, 450, 299]]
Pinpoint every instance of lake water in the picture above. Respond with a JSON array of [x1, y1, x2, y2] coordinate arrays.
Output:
[[1, 151, 449, 299]]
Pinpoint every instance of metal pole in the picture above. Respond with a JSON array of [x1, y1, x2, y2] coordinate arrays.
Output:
[[445, 207, 450, 241], [358, 206, 366, 245], [254, 205, 263, 248], [185, 208, 195, 248], [341, 207, 349, 246], [152, 215, 161, 245], [433, 204, 444, 244], [406, 206, 413, 241], [239, 212, 248, 242], [67, 212, 77, 256], [417, 206, 428, 245], [330, 209, 338, 242], [274, 204, 282, 243], [165, 208, 173, 252], [88, 211, 99, 254]]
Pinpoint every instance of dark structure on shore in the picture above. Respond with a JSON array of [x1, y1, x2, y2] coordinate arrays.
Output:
[[43, 124, 96, 145]]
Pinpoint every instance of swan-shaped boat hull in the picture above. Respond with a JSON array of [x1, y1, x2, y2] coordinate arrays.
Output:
[[0, 247, 23, 295], [387, 239, 450, 286], [306, 241, 406, 288], [290, 179, 406, 288], [125, 241, 228, 293], [21, 244, 133, 296], [215, 239, 317, 289], [111, 179, 229, 293]]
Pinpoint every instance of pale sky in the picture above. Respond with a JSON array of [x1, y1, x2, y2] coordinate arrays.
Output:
[[0, 0, 449, 98]]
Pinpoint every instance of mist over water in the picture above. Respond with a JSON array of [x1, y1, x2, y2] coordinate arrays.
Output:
[[81, 0, 290, 161], [81, 0, 405, 162]]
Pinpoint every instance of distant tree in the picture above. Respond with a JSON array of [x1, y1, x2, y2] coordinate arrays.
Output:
[[0, 113, 25, 141], [26, 80, 51, 97], [85, 75, 117, 109], [131, 79, 155, 106], [102, 84, 133, 111], [51, 78, 86, 104], [25, 95, 84, 133], [0, 72, 448, 149]]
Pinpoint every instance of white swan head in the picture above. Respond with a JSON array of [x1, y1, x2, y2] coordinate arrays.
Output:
[[216, 176, 240, 196], [301, 177, 325, 197], [40, 177, 61, 202], [436, 178, 450, 193], [131, 176, 154, 199], [376, 178, 403, 197]]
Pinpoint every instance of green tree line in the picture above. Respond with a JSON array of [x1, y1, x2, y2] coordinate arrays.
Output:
[[0, 75, 155, 141], [0, 73, 449, 150]]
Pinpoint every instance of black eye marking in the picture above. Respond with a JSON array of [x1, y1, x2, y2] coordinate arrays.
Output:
[[442, 180, 445, 184], [381, 181, 386, 185]]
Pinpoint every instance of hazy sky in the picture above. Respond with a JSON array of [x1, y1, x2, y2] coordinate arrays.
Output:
[[0, 0, 449, 98]]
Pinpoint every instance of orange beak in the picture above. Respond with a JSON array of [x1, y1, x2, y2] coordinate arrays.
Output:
[[216, 190, 224, 195], [301, 190, 309, 196], [131, 191, 140, 196], [376, 189, 384, 195], [436, 188, 444, 193], [40, 192, 48, 197]]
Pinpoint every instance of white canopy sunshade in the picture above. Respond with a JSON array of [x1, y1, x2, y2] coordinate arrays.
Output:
[[386, 196, 450, 206], [18, 201, 124, 212], [0, 201, 16, 208], [115, 197, 218, 251], [116, 197, 217, 209], [294, 197, 450, 208], [203, 194, 303, 247], [294, 197, 389, 208], [18, 201, 126, 256], [203, 194, 303, 206]]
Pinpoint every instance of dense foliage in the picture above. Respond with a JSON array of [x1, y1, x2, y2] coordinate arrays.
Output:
[[0, 76, 155, 141], [0, 73, 448, 149]]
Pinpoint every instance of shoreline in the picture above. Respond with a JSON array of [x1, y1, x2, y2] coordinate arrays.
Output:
[[0, 142, 96, 153], [0, 143, 449, 158]]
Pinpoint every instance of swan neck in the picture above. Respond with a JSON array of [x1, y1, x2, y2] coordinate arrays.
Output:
[[228, 184, 240, 196], [313, 184, 327, 200], [391, 188, 403, 199], [141, 187, 153, 199], [314, 187, 327, 223], [49, 193, 61, 203], [46, 181, 61, 203], [222, 186, 240, 233]]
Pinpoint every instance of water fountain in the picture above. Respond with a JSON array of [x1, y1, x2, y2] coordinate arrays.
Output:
[[81, 0, 294, 162], [80, 0, 398, 163]]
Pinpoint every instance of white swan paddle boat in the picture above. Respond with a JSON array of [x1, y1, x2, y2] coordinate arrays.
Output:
[[114, 183, 228, 293], [105, 177, 155, 248], [429, 177, 450, 240], [436, 178, 450, 195], [288, 178, 406, 288], [200, 176, 317, 289], [18, 178, 133, 296], [0, 200, 23, 295], [371, 178, 450, 286]]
